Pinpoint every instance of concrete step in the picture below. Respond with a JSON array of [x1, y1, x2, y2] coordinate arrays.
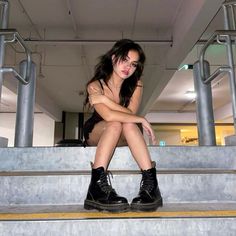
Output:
[[0, 204, 236, 236], [0, 171, 235, 205], [0, 146, 236, 171], [1, 146, 236, 235], [1, 218, 235, 236]]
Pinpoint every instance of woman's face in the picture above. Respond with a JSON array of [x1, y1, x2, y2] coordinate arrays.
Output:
[[112, 50, 139, 79]]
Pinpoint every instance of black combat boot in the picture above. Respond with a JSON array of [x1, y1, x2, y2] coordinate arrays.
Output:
[[131, 165, 163, 211], [84, 166, 129, 212]]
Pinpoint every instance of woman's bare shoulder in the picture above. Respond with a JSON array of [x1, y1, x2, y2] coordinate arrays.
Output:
[[87, 80, 103, 93]]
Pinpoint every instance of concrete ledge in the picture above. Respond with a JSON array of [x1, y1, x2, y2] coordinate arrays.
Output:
[[0, 216, 236, 236], [225, 135, 236, 146], [0, 173, 235, 204], [1, 146, 236, 171]]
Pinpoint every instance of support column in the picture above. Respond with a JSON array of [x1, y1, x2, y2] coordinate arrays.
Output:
[[193, 60, 216, 146], [14, 60, 36, 147]]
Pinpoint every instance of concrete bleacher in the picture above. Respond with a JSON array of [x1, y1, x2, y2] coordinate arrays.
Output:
[[0, 146, 236, 235]]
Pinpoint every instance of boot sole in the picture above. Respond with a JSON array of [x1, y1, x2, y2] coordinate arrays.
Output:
[[84, 200, 130, 213], [130, 197, 163, 212]]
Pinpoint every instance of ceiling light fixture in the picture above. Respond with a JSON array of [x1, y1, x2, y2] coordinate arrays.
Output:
[[185, 90, 197, 99]]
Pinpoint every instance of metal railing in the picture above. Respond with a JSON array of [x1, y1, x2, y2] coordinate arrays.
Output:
[[0, 29, 32, 84], [195, 0, 236, 145], [0, 0, 36, 147], [199, 30, 236, 84]]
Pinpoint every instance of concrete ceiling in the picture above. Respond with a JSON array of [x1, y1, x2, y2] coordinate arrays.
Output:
[[1, 0, 233, 123]]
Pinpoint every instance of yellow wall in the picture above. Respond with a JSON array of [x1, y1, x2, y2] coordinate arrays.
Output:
[[153, 124, 234, 146]]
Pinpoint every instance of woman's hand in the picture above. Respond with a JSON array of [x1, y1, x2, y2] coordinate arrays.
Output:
[[88, 84, 106, 106], [141, 118, 157, 145]]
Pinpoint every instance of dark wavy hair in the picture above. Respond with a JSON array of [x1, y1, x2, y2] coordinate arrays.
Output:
[[84, 39, 146, 107]]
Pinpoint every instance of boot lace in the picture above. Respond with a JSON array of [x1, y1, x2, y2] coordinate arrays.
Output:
[[98, 171, 115, 194], [140, 171, 155, 192]]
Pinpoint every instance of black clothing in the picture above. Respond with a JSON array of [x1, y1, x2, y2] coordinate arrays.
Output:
[[83, 80, 105, 145], [83, 111, 103, 145]]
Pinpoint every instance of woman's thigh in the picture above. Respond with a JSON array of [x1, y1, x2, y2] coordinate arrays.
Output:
[[86, 121, 106, 146]]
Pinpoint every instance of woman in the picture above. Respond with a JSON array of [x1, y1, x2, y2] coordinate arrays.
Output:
[[83, 39, 162, 212]]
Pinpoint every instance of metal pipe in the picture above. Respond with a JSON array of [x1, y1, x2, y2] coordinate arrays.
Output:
[[223, 4, 236, 132], [2, 31, 236, 48], [14, 60, 36, 147], [193, 61, 216, 146], [0, 0, 8, 28], [203, 66, 230, 84], [23, 38, 173, 46], [199, 29, 236, 83], [0, 29, 32, 84], [9, 35, 233, 47], [230, 5, 236, 29], [20, 38, 236, 46], [198, 30, 236, 83], [223, 1, 236, 7], [0, 0, 9, 103]]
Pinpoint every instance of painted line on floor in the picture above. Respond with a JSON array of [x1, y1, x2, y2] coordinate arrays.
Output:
[[1, 210, 236, 220]]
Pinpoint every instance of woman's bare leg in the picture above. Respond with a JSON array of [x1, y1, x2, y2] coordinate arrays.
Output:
[[122, 123, 152, 170], [84, 121, 129, 212], [122, 123, 163, 211], [87, 121, 122, 169]]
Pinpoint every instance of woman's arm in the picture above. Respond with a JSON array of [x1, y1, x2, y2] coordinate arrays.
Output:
[[88, 80, 143, 114], [87, 81, 156, 144], [127, 80, 143, 114], [89, 93, 133, 114], [93, 102, 156, 144]]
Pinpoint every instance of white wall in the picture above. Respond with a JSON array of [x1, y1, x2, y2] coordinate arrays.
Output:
[[0, 113, 55, 147], [146, 112, 196, 123]]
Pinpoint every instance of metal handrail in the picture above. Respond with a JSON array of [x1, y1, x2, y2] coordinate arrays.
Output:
[[223, 1, 236, 7], [199, 30, 236, 84], [0, 29, 31, 85]]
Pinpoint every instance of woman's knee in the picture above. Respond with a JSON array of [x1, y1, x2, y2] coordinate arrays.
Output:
[[106, 121, 123, 132], [122, 123, 139, 132]]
